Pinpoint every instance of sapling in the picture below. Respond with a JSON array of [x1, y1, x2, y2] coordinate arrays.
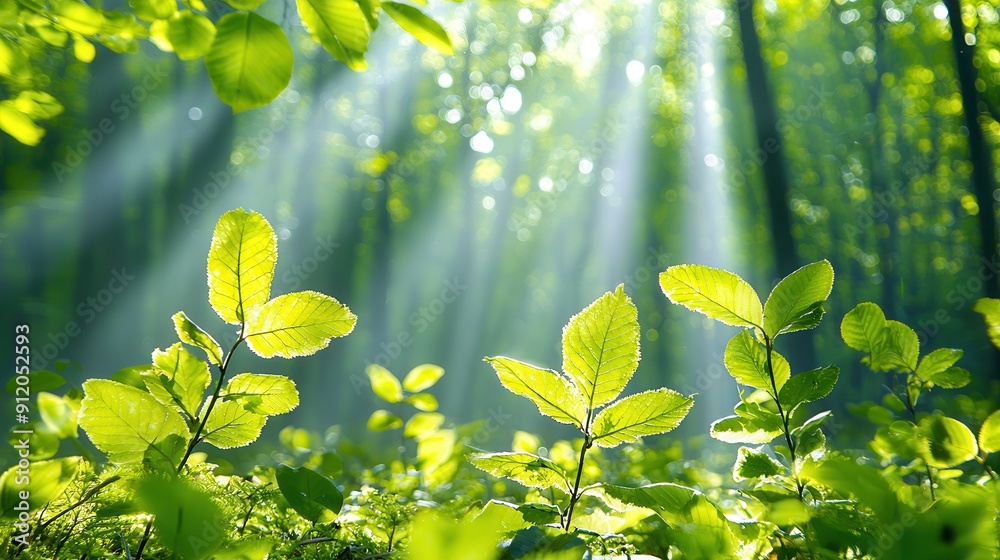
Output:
[[471, 285, 694, 530]]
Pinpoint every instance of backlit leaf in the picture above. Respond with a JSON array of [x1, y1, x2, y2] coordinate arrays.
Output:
[[763, 260, 834, 338], [206, 13, 293, 113], [485, 356, 586, 428], [245, 291, 357, 358], [660, 264, 762, 328], [207, 208, 277, 324], [591, 389, 693, 448]]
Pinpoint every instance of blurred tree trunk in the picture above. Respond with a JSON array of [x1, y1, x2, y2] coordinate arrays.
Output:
[[944, 0, 999, 298], [734, 0, 816, 367]]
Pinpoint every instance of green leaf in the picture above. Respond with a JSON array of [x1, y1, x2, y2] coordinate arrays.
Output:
[[275, 465, 343, 523], [110, 364, 151, 389], [928, 366, 971, 389], [172, 311, 223, 365], [562, 284, 640, 409], [660, 264, 763, 328], [591, 389, 693, 448], [367, 364, 403, 403], [245, 291, 357, 358], [0, 457, 81, 518], [840, 302, 887, 355], [873, 320, 919, 371], [367, 409, 403, 431], [166, 10, 215, 60], [5, 370, 65, 393], [406, 392, 438, 411], [733, 446, 783, 482], [50, 1, 106, 35], [978, 409, 1000, 453], [402, 363, 445, 392], [915, 348, 963, 380], [206, 13, 293, 113], [296, 0, 370, 70], [222, 373, 298, 415], [201, 401, 266, 448], [485, 356, 586, 428], [404, 412, 444, 439], [0, 102, 44, 145], [416, 428, 455, 469], [134, 477, 225, 559], [799, 456, 902, 523], [382, 2, 453, 54], [469, 452, 569, 492], [144, 434, 187, 475], [38, 392, 77, 439], [207, 208, 278, 324], [778, 366, 839, 410], [723, 330, 790, 395], [710, 409, 782, 444], [79, 380, 191, 464], [129, 0, 176, 21], [790, 410, 833, 438], [147, 342, 211, 419], [763, 260, 834, 338], [919, 415, 978, 468], [974, 298, 1000, 349], [223, 0, 265, 9]]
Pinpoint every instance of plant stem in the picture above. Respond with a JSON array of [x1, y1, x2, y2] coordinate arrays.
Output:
[[901, 373, 936, 500], [134, 520, 153, 560], [563, 434, 593, 530], [763, 335, 802, 497], [177, 333, 245, 472]]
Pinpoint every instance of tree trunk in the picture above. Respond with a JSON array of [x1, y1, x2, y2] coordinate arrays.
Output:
[[734, 0, 816, 368]]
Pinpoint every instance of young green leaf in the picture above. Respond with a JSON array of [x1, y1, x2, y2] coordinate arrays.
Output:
[[591, 389, 693, 448], [382, 2, 454, 55], [129, 0, 175, 21], [275, 465, 343, 523], [973, 298, 1000, 349], [710, 414, 782, 444], [367, 409, 403, 431], [724, 330, 790, 395], [222, 373, 299, 415], [469, 452, 570, 493], [915, 348, 963, 380], [778, 366, 839, 411], [416, 428, 455, 469], [763, 260, 834, 338], [206, 13, 293, 113], [485, 356, 586, 428], [0, 457, 81, 519], [406, 392, 439, 411], [660, 264, 763, 328], [207, 208, 278, 324], [244, 291, 357, 358], [366, 364, 403, 403], [928, 367, 971, 389], [978, 409, 1000, 453], [79, 379, 191, 464], [147, 342, 212, 419], [562, 284, 640, 409], [733, 446, 783, 482], [297, 0, 371, 70], [201, 400, 266, 448], [404, 412, 445, 439], [38, 392, 78, 439], [165, 10, 215, 60], [402, 363, 445, 392], [840, 302, 887, 355], [919, 415, 978, 468], [172, 311, 223, 365], [874, 321, 920, 371]]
